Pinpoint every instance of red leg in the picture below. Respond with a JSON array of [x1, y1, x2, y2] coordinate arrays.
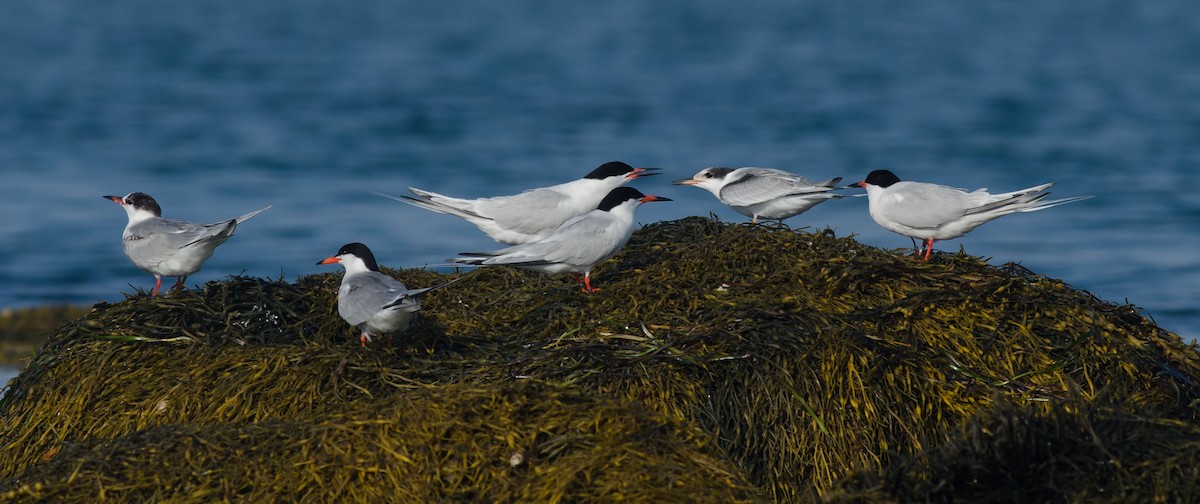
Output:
[[581, 273, 600, 294], [152, 276, 163, 297], [171, 276, 187, 292], [360, 333, 368, 348], [572, 273, 584, 284], [922, 239, 934, 261]]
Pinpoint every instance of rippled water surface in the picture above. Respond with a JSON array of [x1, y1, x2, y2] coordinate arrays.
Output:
[[1, 1, 1197, 341]]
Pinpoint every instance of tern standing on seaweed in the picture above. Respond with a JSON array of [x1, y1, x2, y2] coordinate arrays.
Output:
[[375, 161, 661, 245], [105, 192, 271, 296], [449, 187, 670, 293], [318, 242, 457, 348], [673, 167, 847, 223], [852, 169, 1093, 261]]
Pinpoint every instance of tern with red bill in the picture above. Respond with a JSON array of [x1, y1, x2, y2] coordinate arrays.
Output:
[[375, 161, 660, 244], [851, 169, 1093, 261], [673, 166, 846, 223], [104, 192, 271, 296], [450, 187, 670, 293], [318, 242, 458, 348]]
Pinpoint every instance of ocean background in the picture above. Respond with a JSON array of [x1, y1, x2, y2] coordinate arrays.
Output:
[[1, 0, 1197, 352]]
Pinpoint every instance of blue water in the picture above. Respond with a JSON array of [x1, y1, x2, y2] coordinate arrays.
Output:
[[0, 367, 16, 392], [1, 1, 1197, 342]]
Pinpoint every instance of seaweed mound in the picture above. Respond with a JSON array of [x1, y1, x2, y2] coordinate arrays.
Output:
[[2, 382, 754, 502], [2, 217, 1197, 502], [824, 398, 1200, 502]]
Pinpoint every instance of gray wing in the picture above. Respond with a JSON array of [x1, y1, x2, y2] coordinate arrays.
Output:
[[963, 182, 1055, 215], [471, 188, 577, 234], [719, 168, 840, 206], [339, 272, 413, 326], [478, 212, 623, 267], [123, 217, 235, 267], [880, 181, 990, 229], [382, 277, 461, 307], [401, 187, 579, 236]]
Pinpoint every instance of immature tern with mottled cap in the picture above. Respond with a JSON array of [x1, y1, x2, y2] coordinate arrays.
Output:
[[673, 167, 846, 223], [449, 187, 671, 293], [374, 161, 661, 244], [317, 242, 458, 348], [104, 192, 271, 296], [851, 169, 1094, 261]]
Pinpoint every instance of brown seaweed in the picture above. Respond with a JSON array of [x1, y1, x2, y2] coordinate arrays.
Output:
[[1, 217, 1196, 502]]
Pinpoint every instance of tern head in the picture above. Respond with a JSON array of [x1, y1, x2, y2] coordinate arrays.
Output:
[[584, 161, 662, 182], [596, 187, 672, 212], [317, 242, 381, 274], [852, 169, 902, 189], [103, 192, 162, 222], [672, 167, 736, 196]]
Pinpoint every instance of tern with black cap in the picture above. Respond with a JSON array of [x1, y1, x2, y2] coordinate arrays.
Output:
[[376, 161, 660, 245], [851, 169, 1093, 261], [450, 187, 670, 293], [318, 242, 458, 348]]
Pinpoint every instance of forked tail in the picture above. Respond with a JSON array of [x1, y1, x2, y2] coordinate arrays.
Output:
[[371, 190, 488, 221], [1018, 194, 1094, 212]]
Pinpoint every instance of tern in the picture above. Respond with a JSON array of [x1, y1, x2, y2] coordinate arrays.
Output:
[[376, 161, 660, 244], [852, 169, 1093, 261], [104, 192, 271, 296], [317, 242, 458, 347], [449, 187, 670, 293], [673, 166, 845, 223]]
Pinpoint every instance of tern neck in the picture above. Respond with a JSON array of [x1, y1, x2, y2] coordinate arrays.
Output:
[[605, 199, 642, 220], [694, 179, 724, 197], [124, 206, 159, 225], [339, 256, 376, 276]]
